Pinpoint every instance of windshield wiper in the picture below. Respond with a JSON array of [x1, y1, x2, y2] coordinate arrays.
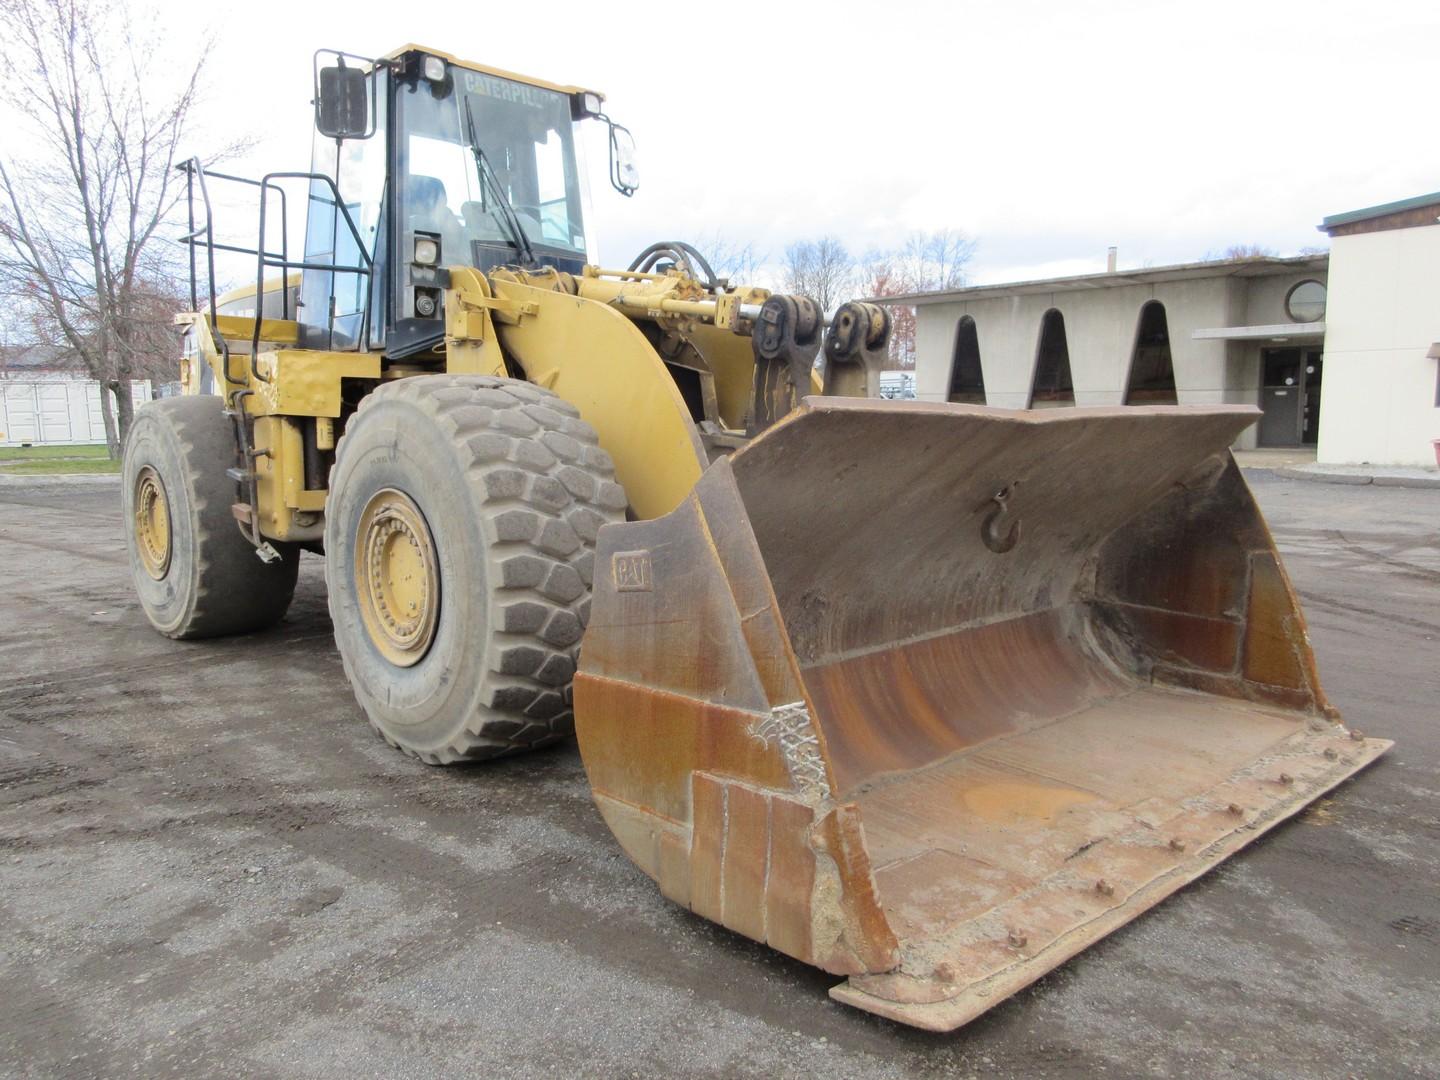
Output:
[[464, 99, 536, 268]]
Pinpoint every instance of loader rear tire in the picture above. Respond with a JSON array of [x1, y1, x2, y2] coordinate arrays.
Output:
[[123, 395, 300, 638], [324, 375, 626, 763]]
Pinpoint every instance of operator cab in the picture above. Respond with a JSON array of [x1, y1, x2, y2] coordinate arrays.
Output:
[[300, 46, 636, 359]]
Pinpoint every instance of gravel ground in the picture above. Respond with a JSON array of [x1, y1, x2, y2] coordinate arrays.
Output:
[[0, 472, 1436, 1079]]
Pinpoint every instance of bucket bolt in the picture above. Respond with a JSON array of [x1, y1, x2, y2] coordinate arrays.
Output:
[[1007, 929, 1028, 949], [1168, 837, 1187, 852], [1278, 773, 1295, 786], [1095, 879, 1115, 897]]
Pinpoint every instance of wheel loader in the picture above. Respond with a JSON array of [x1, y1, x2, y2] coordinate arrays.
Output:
[[124, 44, 1390, 1031]]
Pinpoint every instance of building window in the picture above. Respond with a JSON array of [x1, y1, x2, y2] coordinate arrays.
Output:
[[947, 316, 986, 404], [1029, 309, 1074, 408], [1124, 301, 1178, 404], [1285, 279, 1327, 323]]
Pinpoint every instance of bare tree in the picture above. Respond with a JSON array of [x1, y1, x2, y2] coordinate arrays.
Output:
[[1207, 243, 1278, 262], [895, 229, 974, 293], [690, 230, 771, 290], [0, 0, 211, 454], [859, 228, 976, 369], [783, 236, 855, 313]]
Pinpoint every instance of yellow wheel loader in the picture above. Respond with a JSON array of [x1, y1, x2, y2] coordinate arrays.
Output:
[[124, 44, 1389, 1031]]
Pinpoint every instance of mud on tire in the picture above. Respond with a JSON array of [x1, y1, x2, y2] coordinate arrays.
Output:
[[122, 395, 300, 638], [324, 375, 627, 763]]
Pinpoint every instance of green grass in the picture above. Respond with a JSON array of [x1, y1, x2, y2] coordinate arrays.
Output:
[[0, 443, 113, 462], [0, 457, 122, 475]]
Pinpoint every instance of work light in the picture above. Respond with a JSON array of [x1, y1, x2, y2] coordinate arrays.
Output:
[[413, 237, 439, 266]]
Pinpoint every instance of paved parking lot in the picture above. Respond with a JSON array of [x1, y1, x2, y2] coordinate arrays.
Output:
[[0, 472, 1436, 1078]]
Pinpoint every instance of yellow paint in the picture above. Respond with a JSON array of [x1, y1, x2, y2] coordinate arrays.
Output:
[[682, 322, 760, 429], [354, 488, 440, 667], [210, 272, 301, 314], [248, 416, 325, 539], [132, 466, 171, 579], [252, 350, 381, 417], [173, 312, 232, 393], [214, 314, 299, 347], [488, 278, 707, 519], [443, 265, 508, 376]]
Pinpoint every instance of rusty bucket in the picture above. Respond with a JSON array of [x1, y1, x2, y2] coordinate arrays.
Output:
[[573, 399, 1389, 1031]]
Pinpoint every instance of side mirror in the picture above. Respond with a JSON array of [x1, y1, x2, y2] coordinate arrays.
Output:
[[608, 123, 639, 197], [316, 63, 371, 140]]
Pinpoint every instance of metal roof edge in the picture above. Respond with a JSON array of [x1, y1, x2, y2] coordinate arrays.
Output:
[[1320, 191, 1440, 232], [870, 253, 1329, 306]]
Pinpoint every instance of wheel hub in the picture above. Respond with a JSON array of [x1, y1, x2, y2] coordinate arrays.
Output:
[[133, 466, 172, 580], [355, 488, 439, 667]]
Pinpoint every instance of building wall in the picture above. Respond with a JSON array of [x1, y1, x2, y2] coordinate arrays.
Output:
[[0, 375, 151, 445], [1317, 225, 1440, 466], [913, 267, 1326, 450]]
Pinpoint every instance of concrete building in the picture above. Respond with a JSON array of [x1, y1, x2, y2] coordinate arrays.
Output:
[[1315, 192, 1440, 467], [896, 255, 1329, 450], [893, 190, 1438, 464]]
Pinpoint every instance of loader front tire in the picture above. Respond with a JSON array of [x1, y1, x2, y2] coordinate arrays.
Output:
[[123, 395, 299, 638], [324, 375, 625, 763]]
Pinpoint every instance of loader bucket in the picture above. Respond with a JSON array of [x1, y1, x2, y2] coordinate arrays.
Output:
[[573, 400, 1390, 1032]]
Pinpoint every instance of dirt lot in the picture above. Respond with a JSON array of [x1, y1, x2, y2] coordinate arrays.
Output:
[[1, 472, 1436, 1079]]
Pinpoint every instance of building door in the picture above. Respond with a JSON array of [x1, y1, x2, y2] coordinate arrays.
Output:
[[1301, 351, 1323, 445], [1259, 347, 1322, 447]]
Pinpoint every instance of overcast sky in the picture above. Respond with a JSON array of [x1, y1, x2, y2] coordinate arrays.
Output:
[[160, 0, 1437, 286]]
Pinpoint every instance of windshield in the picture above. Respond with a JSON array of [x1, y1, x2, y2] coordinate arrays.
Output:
[[397, 67, 586, 265]]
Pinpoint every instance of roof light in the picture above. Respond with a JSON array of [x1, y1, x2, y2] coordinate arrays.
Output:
[[422, 55, 446, 82], [572, 90, 605, 119]]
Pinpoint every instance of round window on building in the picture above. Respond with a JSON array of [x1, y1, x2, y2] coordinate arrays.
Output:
[[1286, 279, 1327, 323]]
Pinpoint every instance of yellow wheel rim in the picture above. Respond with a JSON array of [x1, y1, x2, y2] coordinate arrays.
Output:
[[133, 466, 172, 580], [355, 488, 440, 667]]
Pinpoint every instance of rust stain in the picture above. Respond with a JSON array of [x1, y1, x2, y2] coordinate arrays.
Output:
[[573, 401, 1380, 1032], [961, 781, 1097, 824]]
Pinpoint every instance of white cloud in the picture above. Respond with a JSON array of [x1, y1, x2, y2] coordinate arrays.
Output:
[[153, 0, 1440, 285]]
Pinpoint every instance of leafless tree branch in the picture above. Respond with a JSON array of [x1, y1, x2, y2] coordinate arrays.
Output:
[[0, 0, 214, 453]]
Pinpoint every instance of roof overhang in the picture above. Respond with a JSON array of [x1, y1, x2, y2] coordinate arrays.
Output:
[[1191, 323, 1325, 342], [878, 254, 1329, 307], [1321, 191, 1440, 233]]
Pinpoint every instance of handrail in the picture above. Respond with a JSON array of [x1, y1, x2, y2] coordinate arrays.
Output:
[[177, 158, 290, 393], [252, 170, 374, 371], [176, 159, 375, 387]]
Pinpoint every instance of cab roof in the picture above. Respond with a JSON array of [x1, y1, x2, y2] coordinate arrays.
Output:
[[382, 44, 603, 103]]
